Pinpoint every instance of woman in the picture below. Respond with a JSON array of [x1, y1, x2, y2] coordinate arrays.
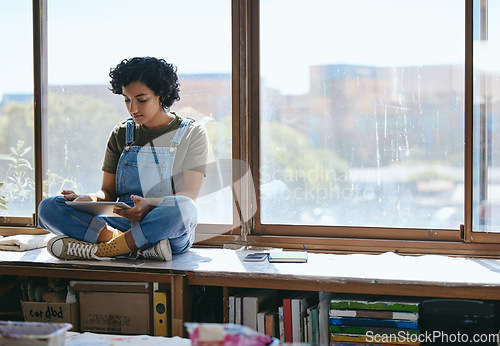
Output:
[[38, 57, 208, 261]]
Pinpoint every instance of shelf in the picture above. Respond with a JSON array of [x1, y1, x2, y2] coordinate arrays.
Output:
[[1, 247, 500, 337]]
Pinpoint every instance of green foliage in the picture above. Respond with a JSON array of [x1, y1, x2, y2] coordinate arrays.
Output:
[[261, 122, 350, 205], [0, 100, 34, 157], [203, 117, 351, 208], [42, 93, 123, 191], [0, 92, 123, 200], [0, 140, 34, 202], [42, 170, 78, 198], [0, 182, 7, 210]]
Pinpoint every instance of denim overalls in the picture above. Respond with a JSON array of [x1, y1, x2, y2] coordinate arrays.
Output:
[[38, 118, 197, 254]]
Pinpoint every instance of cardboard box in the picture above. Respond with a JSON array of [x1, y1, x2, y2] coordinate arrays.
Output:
[[21, 301, 80, 331], [79, 291, 150, 335], [69, 281, 152, 335]]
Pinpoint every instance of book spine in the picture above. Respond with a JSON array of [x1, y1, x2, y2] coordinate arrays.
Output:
[[257, 310, 266, 334], [264, 311, 275, 337], [291, 297, 302, 342], [311, 307, 318, 344], [329, 309, 418, 321], [318, 292, 333, 346], [242, 296, 258, 330], [393, 311, 419, 321], [305, 308, 312, 343], [329, 309, 357, 317], [283, 298, 293, 342], [328, 317, 418, 329], [235, 296, 243, 325], [228, 295, 235, 324], [330, 325, 420, 335], [278, 306, 284, 342], [330, 301, 419, 313]]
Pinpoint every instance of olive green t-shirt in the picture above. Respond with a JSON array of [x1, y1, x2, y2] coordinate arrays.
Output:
[[101, 113, 208, 193]]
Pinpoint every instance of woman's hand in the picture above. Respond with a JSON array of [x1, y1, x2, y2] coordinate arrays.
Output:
[[63, 190, 103, 202], [113, 195, 154, 222], [61, 190, 84, 201]]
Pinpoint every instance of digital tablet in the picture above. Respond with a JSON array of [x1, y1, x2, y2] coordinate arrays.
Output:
[[65, 201, 131, 217]]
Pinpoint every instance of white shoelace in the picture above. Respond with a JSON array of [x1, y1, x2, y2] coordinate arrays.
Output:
[[66, 241, 105, 260], [140, 246, 160, 259]]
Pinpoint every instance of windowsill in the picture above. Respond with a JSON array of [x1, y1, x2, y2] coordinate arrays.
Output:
[[181, 247, 500, 289], [1, 246, 500, 300]]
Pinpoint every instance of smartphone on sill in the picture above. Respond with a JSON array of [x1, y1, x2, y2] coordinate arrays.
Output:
[[243, 253, 269, 262]]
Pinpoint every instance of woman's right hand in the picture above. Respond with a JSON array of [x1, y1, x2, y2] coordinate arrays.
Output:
[[113, 195, 154, 222], [61, 190, 86, 201]]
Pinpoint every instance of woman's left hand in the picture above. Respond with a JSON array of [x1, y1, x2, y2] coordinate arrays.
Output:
[[113, 195, 153, 222]]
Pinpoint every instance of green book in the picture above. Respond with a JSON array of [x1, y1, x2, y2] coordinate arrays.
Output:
[[330, 294, 421, 312], [311, 305, 318, 344]]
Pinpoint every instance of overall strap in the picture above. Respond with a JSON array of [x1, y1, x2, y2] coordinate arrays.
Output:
[[125, 118, 135, 146], [170, 118, 195, 150], [169, 118, 194, 195]]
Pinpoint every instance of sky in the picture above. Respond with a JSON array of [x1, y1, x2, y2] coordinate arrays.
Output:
[[1, 0, 499, 100], [0, 0, 231, 100]]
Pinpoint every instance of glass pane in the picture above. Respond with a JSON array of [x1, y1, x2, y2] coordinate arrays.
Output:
[[473, 0, 500, 232], [0, 1, 35, 218], [46, 0, 232, 225], [260, 0, 465, 228]]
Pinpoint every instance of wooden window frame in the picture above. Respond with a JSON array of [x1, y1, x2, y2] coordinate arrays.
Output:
[[5, 0, 500, 257], [204, 0, 500, 257]]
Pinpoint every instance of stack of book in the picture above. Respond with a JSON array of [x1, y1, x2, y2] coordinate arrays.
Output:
[[329, 294, 422, 345], [228, 290, 333, 345], [278, 291, 333, 344], [279, 292, 319, 343], [228, 289, 277, 334]]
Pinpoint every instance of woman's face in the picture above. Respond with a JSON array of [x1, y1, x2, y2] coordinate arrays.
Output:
[[122, 81, 165, 129]]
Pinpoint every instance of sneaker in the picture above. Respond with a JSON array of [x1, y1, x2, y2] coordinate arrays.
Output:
[[47, 236, 110, 260], [137, 238, 172, 261]]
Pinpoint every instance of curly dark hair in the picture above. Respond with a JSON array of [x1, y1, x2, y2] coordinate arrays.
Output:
[[109, 57, 180, 110]]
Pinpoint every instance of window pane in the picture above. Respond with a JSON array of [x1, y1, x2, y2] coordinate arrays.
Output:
[[0, 1, 35, 218], [260, 0, 465, 228], [46, 0, 232, 225], [473, 0, 500, 232]]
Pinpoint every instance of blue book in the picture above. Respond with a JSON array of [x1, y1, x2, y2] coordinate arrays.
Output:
[[328, 316, 418, 329]]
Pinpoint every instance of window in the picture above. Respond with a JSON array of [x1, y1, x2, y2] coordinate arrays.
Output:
[[3, 0, 500, 256], [45, 1, 232, 236], [473, 0, 500, 234], [252, 0, 500, 254], [260, 0, 465, 231], [0, 1, 232, 235], [0, 1, 35, 223]]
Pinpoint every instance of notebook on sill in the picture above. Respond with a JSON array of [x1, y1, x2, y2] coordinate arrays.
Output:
[[65, 201, 131, 217], [268, 250, 308, 263]]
